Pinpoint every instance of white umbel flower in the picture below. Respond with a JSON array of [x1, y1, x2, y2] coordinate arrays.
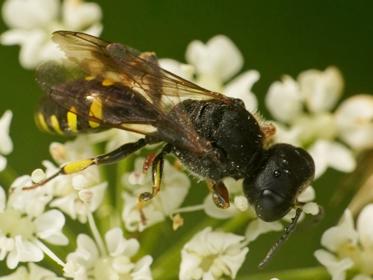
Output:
[[315, 205, 373, 280], [1, 0, 102, 69], [122, 158, 190, 232], [64, 227, 153, 280], [160, 35, 259, 112], [265, 67, 359, 178], [335, 95, 373, 151], [179, 227, 248, 280], [0, 186, 67, 269], [0, 263, 65, 279], [46, 136, 107, 223], [0, 110, 13, 172]]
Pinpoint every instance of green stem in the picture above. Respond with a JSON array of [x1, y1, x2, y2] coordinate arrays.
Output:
[[115, 157, 131, 226], [237, 266, 329, 280]]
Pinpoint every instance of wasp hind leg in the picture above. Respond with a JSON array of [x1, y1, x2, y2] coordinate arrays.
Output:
[[136, 144, 172, 224], [23, 138, 148, 190]]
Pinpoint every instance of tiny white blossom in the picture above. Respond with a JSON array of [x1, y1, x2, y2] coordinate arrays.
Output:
[[0, 263, 65, 279], [0, 186, 67, 269], [245, 219, 282, 243], [315, 205, 373, 279], [160, 35, 259, 111], [1, 0, 102, 69], [0, 110, 13, 172], [122, 158, 190, 232], [46, 136, 107, 223], [179, 227, 248, 280], [335, 94, 373, 151], [314, 250, 353, 280], [64, 227, 153, 280], [265, 67, 358, 178]]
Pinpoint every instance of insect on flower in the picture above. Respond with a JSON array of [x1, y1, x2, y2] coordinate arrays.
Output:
[[28, 31, 315, 267]]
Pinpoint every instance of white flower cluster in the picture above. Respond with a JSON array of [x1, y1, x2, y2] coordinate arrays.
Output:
[[1, 0, 373, 278], [1, 0, 103, 69], [315, 205, 373, 280]]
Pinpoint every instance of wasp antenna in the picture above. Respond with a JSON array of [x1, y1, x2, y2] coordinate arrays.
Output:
[[258, 207, 303, 269]]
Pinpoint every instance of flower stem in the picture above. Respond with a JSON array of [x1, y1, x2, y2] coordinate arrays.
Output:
[[171, 204, 205, 214], [88, 212, 107, 256], [36, 240, 66, 267]]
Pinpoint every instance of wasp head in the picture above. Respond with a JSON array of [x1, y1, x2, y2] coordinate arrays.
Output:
[[243, 143, 315, 222]]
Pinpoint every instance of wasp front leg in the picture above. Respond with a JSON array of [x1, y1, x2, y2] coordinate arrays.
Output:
[[208, 180, 230, 209], [23, 138, 148, 190]]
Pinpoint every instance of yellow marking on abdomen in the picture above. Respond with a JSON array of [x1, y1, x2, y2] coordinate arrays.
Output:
[[102, 79, 114, 86], [89, 97, 102, 128], [67, 107, 78, 133], [36, 113, 50, 132], [85, 76, 95, 81], [63, 159, 93, 174], [50, 115, 63, 135]]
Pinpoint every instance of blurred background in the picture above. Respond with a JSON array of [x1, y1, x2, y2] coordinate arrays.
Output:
[[0, 0, 372, 278]]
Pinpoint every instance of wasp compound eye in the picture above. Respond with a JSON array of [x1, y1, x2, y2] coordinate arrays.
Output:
[[243, 143, 315, 221], [255, 189, 291, 221]]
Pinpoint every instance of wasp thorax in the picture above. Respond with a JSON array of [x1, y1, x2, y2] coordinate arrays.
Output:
[[243, 143, 315, 222]]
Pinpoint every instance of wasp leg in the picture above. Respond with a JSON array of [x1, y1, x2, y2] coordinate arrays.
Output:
[[23, 138, 148, 190], [138, 144, 172, 202], [136, 144, 172, 224], [208, 180, 230, 209]]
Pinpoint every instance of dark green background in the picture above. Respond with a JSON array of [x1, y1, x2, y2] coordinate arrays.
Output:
[[0, 0, 372, 278]]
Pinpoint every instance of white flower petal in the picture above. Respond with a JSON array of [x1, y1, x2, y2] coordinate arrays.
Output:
[[314, 249, 353, 280], [2, 0, 59, 29], [352, 274, 373, 280], [225, 70, 259, 111], [17, 30, 47, 69], [62, 0, 102, 30], [0, 155, 7, 172], [105, 227, 140, 258], [299, 66, 344, 113], [7, 236, 43, 269], [86, 182, 107, 212], [321, 209, 358, 252], [335, 94, 373, 150], [186, 35, 243, 83], [28, 262, 61, 280], [0, 110, 13, 155], [298, 186, 316, 203], [34, 210, 67, 245], [309, 140, 356, 178], [303, 202, 320, 216], [180, 227, 247, 280], [131, 255, 153, 280], [0, 29, 28, 45], [50, 194, 78, 220], [265, 76, 303, 123], [245, 219, 282, 243], [70, 234, 99, 266], [357, 204, 373, 250], [159, 58, 195, 80]]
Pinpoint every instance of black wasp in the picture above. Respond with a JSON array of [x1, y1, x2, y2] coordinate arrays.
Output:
[[29, 31, 315, 267]]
